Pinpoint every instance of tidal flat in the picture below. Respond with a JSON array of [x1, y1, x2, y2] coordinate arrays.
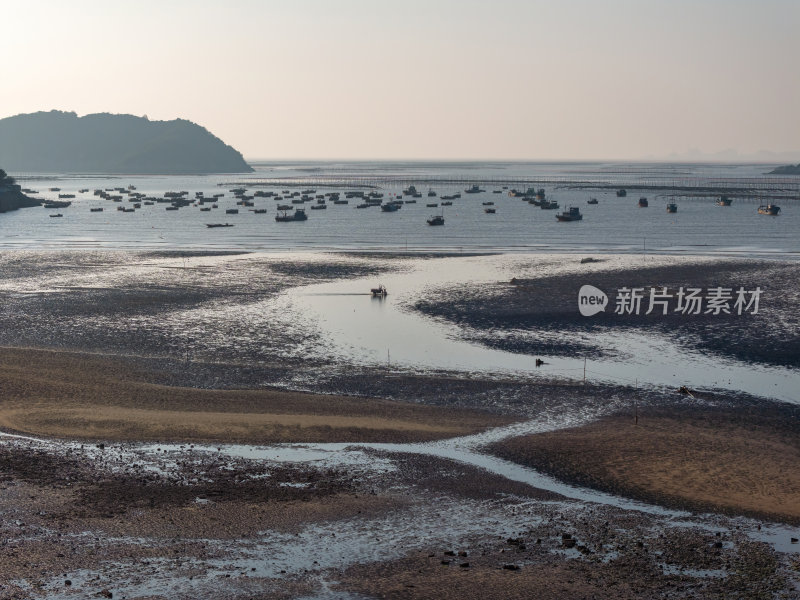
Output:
[[0, 251, 798, 599]]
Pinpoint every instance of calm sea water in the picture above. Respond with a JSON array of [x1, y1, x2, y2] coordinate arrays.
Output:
[[3, 161, 798, 255]]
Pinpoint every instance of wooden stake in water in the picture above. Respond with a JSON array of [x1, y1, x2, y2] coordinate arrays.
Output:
[[583, 357, 586, 384]]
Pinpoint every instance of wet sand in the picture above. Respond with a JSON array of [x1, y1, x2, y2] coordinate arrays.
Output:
[[1, 250, 799, 599], [490, 402, 800, 524], [0, 347, 513, 443]]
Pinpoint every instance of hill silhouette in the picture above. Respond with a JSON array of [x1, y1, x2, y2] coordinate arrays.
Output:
[[768, 163, 800, 175], [0, 111, 253, 174], [0, 168, 41, 212]]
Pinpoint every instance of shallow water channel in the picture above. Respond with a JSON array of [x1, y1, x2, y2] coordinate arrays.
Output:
[[287, 254, 800, 402]]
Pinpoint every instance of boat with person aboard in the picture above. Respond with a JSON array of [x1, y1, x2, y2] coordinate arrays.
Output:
[[757, 204, 780, 215]]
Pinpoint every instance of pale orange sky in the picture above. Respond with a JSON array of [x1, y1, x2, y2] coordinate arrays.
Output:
[[2, 0, 798, 160]]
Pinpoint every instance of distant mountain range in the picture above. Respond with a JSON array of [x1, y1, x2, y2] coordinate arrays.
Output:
[[0, 111, 253, 174]]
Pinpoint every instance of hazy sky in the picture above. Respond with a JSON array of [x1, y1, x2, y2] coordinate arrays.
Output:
[[2, 0, 798, 160]]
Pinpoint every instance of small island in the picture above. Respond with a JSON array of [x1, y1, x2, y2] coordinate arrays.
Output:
[[0, 168, 41, 212], [0, 110, 253, 174], [767, 163, 800, 175]]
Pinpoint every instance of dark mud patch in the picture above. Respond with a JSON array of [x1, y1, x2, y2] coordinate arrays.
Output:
[[337, 507, 789, 600], [412, 259, 800, 367]]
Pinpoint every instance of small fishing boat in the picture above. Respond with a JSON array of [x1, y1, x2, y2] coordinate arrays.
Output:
[[638, 197, 648, 207], [49, 213, 63, 218], [666, 203, 677, 213], [371, 284, 388, 297], [427, 189, 437, 197], [426, 203, 438, 207], [441, 201, 453, 206], [310, 204, 327, 210], [90, 207, 104, 212], [206, 223, 234, 228], [43, 200, 72, 208], [587, 198, 598, 205], [717, 196, 732, 206], [464, 185, 484, 194], [381, 203, 400, 212], [484, 207, 496, 214], [616, 189, 627, 197], [427, 214, 445, 226], [482, 201, 494, 206], [757, 204, 780, 215], [275, 208, 308, 221], [540, 200, 559, 210], [225, 208, 239, 214], [253, 208, 268, 213], [556, 206, 583, 221]]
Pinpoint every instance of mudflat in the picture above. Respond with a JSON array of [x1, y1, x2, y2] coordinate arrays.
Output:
[[0, 347, 514, 443], [490, 403, 800, 524]]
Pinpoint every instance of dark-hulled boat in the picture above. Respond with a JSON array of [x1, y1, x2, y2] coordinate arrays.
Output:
[[666, 203, 677, 213], [276, 208, 308, 221], [757, 204, 780, 215], [556, 206, 583, 221], [427, 214, 444, 226]]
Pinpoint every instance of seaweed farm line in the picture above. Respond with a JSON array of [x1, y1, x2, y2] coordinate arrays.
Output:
[[238, 175, 800, 200]]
